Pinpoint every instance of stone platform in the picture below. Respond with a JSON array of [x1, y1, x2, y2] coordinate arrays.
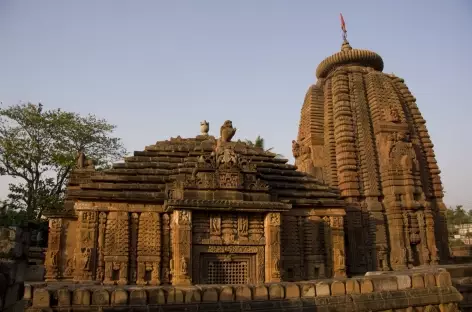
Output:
[[24, 268, 462, 312]]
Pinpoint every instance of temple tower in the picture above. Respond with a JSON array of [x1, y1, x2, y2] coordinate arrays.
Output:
[[294, 38, 449, 274]]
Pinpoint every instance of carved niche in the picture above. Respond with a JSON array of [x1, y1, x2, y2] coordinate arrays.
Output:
[[137, 212, 161, 285]]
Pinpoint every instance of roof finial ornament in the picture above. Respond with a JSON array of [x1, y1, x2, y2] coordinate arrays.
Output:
[[339, 13, 352, 52]]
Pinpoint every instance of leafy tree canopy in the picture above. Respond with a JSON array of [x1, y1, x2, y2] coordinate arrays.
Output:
[[245, 135, 284, 158], [0, 102, 126, 221]]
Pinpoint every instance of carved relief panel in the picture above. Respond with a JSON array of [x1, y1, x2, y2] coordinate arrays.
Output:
[[103, 211, 129, 285], [137, 212, 161, 285], [172, 209, 192, 286], [45, 218, 62, 280], [73, 211, 98, 281]]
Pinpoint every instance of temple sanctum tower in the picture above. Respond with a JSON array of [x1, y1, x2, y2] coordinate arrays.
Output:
[[294, 39, 449, 275]]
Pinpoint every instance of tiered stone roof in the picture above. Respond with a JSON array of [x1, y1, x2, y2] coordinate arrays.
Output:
[[66, 132, 344, 209]]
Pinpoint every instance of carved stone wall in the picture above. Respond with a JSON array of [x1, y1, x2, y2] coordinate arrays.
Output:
[[280, 209, 346, 280]]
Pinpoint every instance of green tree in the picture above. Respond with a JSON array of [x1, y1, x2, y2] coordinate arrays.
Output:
[[0, 102, 126, 221], [245, 135, 284, 158]]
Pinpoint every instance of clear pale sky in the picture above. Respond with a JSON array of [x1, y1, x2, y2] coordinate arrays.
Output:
[[0, 1, 471, 209]]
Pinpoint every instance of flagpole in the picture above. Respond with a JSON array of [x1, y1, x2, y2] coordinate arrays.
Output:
[[340, 13, 347, 41]]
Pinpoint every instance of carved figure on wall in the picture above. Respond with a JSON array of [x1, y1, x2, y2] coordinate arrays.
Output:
[[81, 248, 91, 270], [216, 145, 238, 169], [239, 215, 248, 236], [292, 140, 300, 158], [210, 216, 220, 234], [49, 251, 58, 267], [181, 257, 188, 275], [273, 258, 281, 278], [259, 263, 265, 283], [200, 120, 209, 135], [384, 105, 401, 123], [179, 210, 190, 224], [64, 258, 73, 276]]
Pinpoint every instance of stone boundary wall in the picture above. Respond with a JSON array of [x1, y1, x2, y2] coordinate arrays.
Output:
[[25, 270, 462, 312], [0, 226, 29, 312]]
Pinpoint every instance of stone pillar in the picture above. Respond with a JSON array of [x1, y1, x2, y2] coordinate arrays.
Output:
[[130, 212, 139, 284], [73, 211, 98, 281], [172, 209, 192, 286], [95, 212, 107, 281], [45, 218, 62, 281], [161, 213, 171, 284], [330, 216, 346, 278], [264, 212, 281, 283]]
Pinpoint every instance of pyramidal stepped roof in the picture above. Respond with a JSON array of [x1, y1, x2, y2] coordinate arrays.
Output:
[[66, 121, 344, 209]]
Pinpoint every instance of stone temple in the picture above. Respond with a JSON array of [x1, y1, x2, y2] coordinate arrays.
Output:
[[25, 39, 468, 312], [45, 120, 348, 285], [294, 39, 449, 275]]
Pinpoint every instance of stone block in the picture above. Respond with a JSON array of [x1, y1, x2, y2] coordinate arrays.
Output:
[[23, 284, 32, 300], [72, 289, 90, 306], [436, 271, 452, 287], [202, 288, 218, 302], [269, 284, 284, 300], [219, 286, 234, 302], [32, 288, 50, 308], [396, 275, 412, 290], [331, 280, 346, 296], [92, 289, 110, 306], [412, 274, 425, 288], [372, 276, 398, 291], [167, 288, 184, 303], [57, 288, 71, 306], [235, 286, 252, 301], [315, 282, 330, 297], [300, 283, 316, 297], [424, 272, 436, 287], [253, 285, 268, 300], [345, 279, 360, 294], [284, 283, 300, 298], [111, 289, 128, 305], [184, 289, 201, 303], [148, 289, 166, 304], [360, 279, 374, 293], [25, 265, 45, 282], [130, 289, 147, 305]]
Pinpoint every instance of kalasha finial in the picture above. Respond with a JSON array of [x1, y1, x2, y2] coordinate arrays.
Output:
[[340, 13, 347, 41], [200, 120, 209, 135]]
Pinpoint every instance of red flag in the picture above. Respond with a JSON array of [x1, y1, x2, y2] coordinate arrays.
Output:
[[340, 13, 346, 32]]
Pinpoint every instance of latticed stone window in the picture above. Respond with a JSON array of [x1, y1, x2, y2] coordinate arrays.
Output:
[[207, 260, 249, 285]]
